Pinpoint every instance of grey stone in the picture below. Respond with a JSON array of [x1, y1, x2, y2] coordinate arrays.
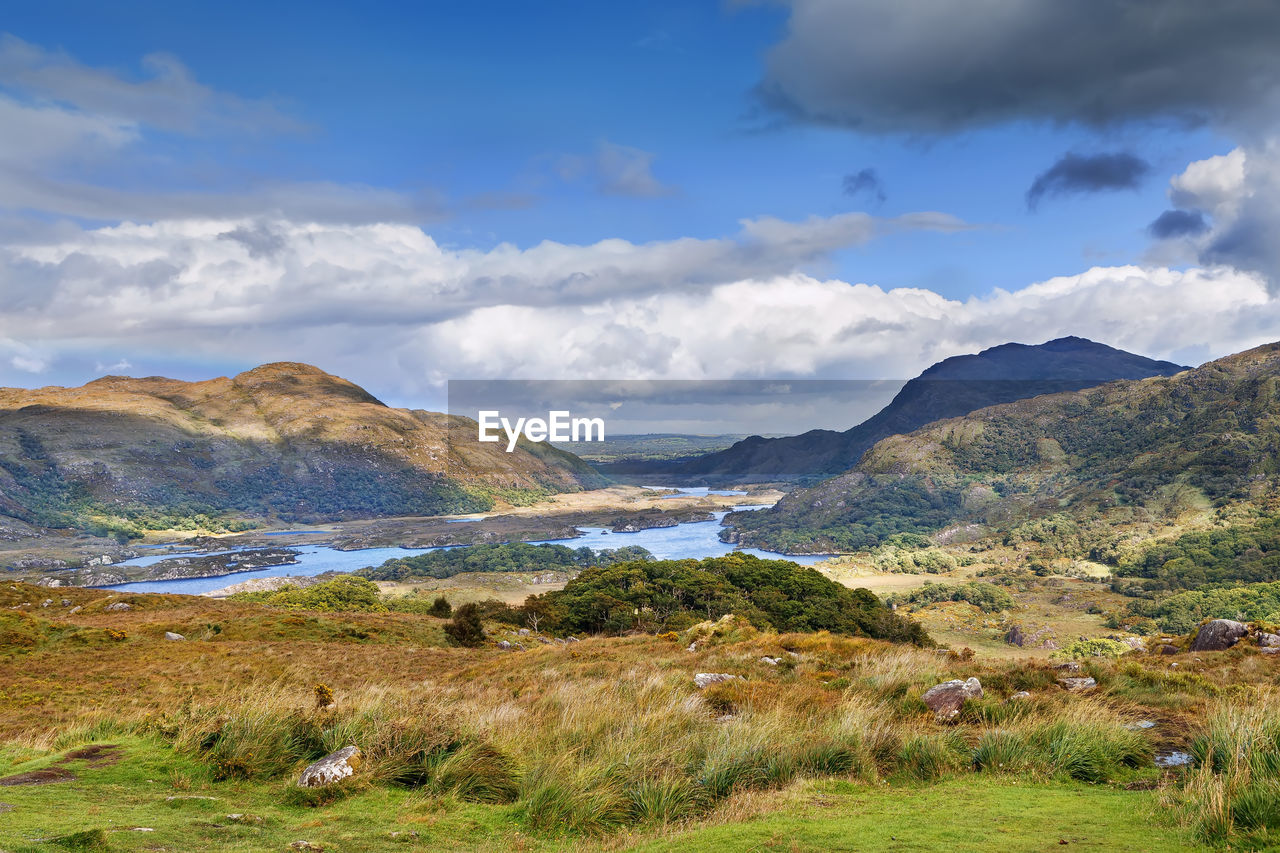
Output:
[[694, 673, 740, 689], [1190, 619, 1248, 652], [297, 746, 361, 788], [921, 677, 983, 720], [1059, 676, 1098, 691], [164, 632, 185, 641], [1258, 632, 1280, 648], [104, 602, 131, 612], [1008, 691, 1032, 701]]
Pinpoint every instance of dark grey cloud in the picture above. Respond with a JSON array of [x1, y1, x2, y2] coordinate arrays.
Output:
[[1026, 152, 1150, 209], [842, 168, 885, 204], [757, 1, 1280, 134], [1148, 209, 1208, 239]]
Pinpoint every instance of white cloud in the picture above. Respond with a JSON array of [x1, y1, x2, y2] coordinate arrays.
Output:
[[1154, 144, 1280, 293], [0, 212, 1273, 400]]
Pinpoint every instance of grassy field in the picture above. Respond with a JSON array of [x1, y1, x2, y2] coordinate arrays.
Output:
[[0, 580, 1275, 850]]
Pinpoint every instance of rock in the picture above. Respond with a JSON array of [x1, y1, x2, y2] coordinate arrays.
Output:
[[1262, 647, 1280, 655], [104, 601, 131, 612], [297, 746, 361, 788], [1158, 644, 1179, 655], [164, 632, 185, 641], [694, 673, 740, 689], [497, 640, 512, 650], [226, 813, 263, 824], [921, 677, 983, 720], [517, 628, 530, 636], [567, 636, 579, 643], [1258, 632, 1280, 648], [1054, 661, 1081, 673], [68, 606, 82, 615], [1008, 691, 1032, 701], [1004, 625, 1025, 647], [760, 656, 781, 666], [1059, 676, 1098, 691], [60, 599, 71, 607], [289, 843, 324, 852], [686, 642, 698, 652], [1190, 619, 1248, 652], [40, 599, 52, 608]]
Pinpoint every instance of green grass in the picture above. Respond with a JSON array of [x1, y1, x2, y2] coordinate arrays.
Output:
[[0, 738, 1195, 853], [632, 777, 1196, 852]]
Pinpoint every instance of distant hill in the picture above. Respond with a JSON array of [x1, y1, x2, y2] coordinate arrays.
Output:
[[604, 337, 1187, 484], [0, 363, 606, 538], [723, 341, 1279, 554]]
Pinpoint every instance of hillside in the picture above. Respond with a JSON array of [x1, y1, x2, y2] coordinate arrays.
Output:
[[606, 337, 1187, 484], [724, 341, 1280, 554], [0, 363, 606, 538]]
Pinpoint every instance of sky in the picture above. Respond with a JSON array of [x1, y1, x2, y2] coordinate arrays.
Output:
[[1, 0, 1279, 413]]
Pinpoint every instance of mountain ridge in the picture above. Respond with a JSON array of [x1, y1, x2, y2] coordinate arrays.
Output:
[[0, 362, 607, 538], [602, 337, 1188, 484]]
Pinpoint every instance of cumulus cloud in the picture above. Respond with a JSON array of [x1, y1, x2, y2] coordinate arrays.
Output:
[[1026, 152, 1150, 209], [756, 0, 1280, 133], [1155, 145, 1280, 292], [0, 210, 970, 343], [0, 214, 1273, 399], [841, 168, 885, 204]]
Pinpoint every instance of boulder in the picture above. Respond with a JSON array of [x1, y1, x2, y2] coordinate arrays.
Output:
[[1008, 691, 1032, 701], [104, 602, 131, 612], [760, 656, 781, 666], [1158, 644, 1179, 655], [297, 746, 361, 788], [1190, 619, 1248, 652], [694, 673, 740, 690], [1257, 632, 1280, 648], [1059, 677, 1097, 692], [1004, 625, 1025, 647], [1054, 661, 1081, 673], [921, 677, 983, 720], [496, 640, 512, 650], [164, 632, 185, 641]]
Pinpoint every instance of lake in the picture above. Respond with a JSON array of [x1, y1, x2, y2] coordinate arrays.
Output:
[[103, 506, 828, 595]]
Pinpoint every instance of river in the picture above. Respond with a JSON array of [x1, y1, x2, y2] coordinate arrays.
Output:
[[103, 504, 828, 595]]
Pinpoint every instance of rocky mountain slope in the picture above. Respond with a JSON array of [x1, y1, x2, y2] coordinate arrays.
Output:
[[0, 363, 606, 537], [613, 337, 1186, 484], [725, 341, 1279, 554]]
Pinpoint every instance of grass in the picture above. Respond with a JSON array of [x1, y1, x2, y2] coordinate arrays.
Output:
[[0, 581, 1275, 850]]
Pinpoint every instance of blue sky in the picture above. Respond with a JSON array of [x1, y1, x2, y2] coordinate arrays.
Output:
[[0, 1, 1277, 408]]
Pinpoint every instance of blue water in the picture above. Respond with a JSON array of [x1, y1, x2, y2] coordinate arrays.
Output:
[[103, 506, 829, 596], [658, 486, 747, 499], [262, 530, 334, 536]]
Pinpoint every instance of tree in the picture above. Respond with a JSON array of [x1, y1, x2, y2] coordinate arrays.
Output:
[[443, 603, 486, 647], [428, 595, 452, 618]]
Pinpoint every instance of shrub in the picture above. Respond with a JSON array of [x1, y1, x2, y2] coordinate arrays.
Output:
[[428, 596, 452, 618], [444, 603, 486, 648]]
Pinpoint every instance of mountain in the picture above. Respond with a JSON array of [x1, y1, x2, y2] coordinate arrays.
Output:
[[724, 341, 1279, 554], [603, 337, 1187, 484], [0, 363, 606, 538]]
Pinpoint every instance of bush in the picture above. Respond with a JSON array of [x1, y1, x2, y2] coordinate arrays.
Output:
[[444, 603, 486, 648], [428, 595, 452, 618]]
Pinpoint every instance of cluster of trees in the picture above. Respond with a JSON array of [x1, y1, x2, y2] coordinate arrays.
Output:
[[1126, 581, 1280, 634], [518, 554, 931, 645], [869, 533, 976, 574], [358, 543, 654, 582], [726, 477, 963, 554], [1113, 514, 1280, 593], [227, 576, 387, 612], [887, 581, 1013, 614]]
